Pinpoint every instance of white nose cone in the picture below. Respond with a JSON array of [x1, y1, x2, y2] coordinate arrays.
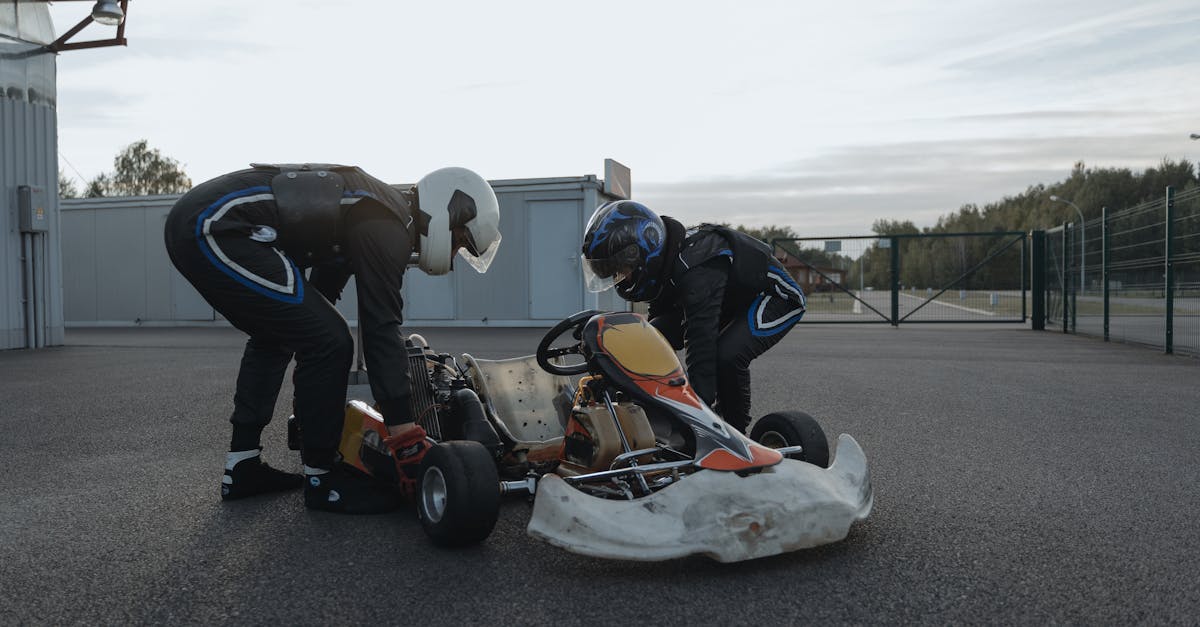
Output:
[[527, 434, 873, 563]]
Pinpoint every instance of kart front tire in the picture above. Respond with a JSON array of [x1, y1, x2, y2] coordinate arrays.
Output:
[[750, 411, 830, 468], [417, 441, 501, 547]]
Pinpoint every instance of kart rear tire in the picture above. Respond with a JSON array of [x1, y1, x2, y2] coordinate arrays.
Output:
[[750, 411, 830, 468], [417, 441, 501, 547]]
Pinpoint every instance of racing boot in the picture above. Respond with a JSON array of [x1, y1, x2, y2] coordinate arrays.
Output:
[[221, 450, 304, 501], [384, 425, 434, 497], [303, 465, 401, 514]]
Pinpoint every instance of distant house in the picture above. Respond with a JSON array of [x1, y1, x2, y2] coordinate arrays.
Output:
[[773, 250, 845, 293]]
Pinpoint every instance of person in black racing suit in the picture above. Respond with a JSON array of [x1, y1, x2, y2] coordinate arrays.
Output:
[[164, 164, 501, 513], [580, 200, 805, 434]]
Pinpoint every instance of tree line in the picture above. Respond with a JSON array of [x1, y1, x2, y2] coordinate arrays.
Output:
[[750, 160, 1199, 291]]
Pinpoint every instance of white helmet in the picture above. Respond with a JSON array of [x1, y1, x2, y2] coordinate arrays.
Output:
[[414, 167, 501, 276]]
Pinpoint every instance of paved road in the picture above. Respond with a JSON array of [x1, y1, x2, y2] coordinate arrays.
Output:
[[2, 325, 1197, 624], [1054, 314, 1200, 356]]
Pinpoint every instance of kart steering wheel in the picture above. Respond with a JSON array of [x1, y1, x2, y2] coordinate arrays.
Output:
[[536, 310, 602, 376]]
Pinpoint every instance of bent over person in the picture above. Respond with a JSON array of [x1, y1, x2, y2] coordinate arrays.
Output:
[[165, 164, 500, 513], [580, 200, 805, 434]]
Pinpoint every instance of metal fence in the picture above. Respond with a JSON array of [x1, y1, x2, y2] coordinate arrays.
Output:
[[772, 232, 1027, 324], [1043, 185, 1200, 356]]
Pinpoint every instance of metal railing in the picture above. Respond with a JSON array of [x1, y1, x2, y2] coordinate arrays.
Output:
[[1040, 185, 1200, 356], [771, 232, 1027, 325]]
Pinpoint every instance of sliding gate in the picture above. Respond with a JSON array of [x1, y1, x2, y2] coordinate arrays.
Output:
[[771, 232, 1027, 325]]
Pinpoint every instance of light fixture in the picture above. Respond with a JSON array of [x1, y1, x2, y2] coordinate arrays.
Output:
[[91, 0, 124, 26], [1191, 133, 1200, 140], [1049, 195, 1087, 293]]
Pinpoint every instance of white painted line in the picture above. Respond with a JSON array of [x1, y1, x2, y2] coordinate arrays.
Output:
[[900, 293, 996, 316]]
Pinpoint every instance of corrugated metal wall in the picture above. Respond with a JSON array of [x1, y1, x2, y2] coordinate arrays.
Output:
[[1, 4, 63, 349], [60, 175, 626, 327]]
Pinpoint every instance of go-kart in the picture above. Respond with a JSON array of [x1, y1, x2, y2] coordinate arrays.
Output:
[[327, 310, 872, 562]]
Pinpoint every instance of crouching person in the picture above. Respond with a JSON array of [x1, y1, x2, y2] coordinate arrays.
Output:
[[580, 201, 804, 433], [164, 164, 500, 512]]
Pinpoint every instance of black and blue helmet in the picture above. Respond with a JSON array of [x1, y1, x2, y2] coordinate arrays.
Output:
[[581, 200, 667, 302]]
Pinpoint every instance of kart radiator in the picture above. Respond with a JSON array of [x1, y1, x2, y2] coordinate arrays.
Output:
[[406, 344, 444, 440]]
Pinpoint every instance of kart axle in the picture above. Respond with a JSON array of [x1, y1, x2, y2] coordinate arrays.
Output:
[[562, 459, 695, 484]]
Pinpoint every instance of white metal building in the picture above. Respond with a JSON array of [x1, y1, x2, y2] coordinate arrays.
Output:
[[59, 173, 630, 327], [1, 2, 61, 349]]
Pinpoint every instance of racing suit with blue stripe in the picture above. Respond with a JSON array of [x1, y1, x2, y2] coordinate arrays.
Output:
[[648, 219, 807, 433], [164, 165, 415, 470]]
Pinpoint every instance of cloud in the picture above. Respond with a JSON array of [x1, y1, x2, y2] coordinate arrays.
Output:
[[637, 129, 1197, 236], [53, 86, 139, 124]]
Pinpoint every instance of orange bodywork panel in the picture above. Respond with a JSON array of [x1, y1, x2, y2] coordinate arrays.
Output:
[[596, 316, 703, 408], [337, 400, 390, 476], [697, 444, 783, 471]]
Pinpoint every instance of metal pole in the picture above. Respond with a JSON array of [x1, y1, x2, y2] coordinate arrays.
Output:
[[1062, 225, 1069, 333], [1070, 223, 1077, 333], [1078, 216, 1085, 295], [1030, 230, 1045, 330], [1164, 187, 1174, 354], [1049, 196, 1085, 294], [1102, 207, 1109, 342], [1021, 234, 1027, 323], [22, 233, 35, 349], [34, 234, 45, 348], [889, 237, 900, 326]]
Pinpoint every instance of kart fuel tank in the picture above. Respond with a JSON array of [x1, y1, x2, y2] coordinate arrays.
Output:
[[557, 403, 656, 476]]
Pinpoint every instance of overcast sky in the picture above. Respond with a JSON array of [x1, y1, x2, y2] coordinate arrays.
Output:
[[49, 0, 1200, 235]]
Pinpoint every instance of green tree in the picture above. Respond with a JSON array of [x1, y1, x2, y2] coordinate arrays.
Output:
[[887, 158, 1198, 292], [58, 169, 79, 199], [734, 223, 798, 245], [85, 140, 192, 197]]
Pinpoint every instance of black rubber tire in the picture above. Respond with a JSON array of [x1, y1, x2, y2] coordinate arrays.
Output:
[[417, 441, 501, 547], [750, 411, 830, 468]]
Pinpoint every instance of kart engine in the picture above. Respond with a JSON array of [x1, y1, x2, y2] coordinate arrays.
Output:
[[405, 338, 502, 453], [408, 338, 472, 437]]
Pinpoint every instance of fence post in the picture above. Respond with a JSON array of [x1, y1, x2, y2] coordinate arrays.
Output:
[[1070, 223, 1078, 333], [1165, 186, 1174, 354], [1062, 224, 1069, 333], [1102, 206, 1109, 342], [1030, 230, 1045, 330], [1021, 233, 1028, 323], [889, 236, 900, 326]]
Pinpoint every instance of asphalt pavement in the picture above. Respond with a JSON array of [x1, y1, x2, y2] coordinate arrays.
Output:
[[1, 323, 1197, 625]]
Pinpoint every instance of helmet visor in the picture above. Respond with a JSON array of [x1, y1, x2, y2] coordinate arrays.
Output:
[[581, 243, 640, 293], [456, 230, 501, 274]]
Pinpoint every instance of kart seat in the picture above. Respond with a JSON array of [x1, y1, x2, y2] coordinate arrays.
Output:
[[461, 353, 573, 447]]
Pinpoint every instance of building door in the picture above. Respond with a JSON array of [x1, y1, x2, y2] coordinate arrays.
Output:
[[529, 199, 582, 320]]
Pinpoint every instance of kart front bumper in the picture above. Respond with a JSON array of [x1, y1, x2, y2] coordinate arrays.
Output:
[[526, 434, 872, 563]]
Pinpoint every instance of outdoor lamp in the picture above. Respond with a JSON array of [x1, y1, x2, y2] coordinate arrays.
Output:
[[1049, 195, 1087, 292], [91, 0, 124, 25]]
